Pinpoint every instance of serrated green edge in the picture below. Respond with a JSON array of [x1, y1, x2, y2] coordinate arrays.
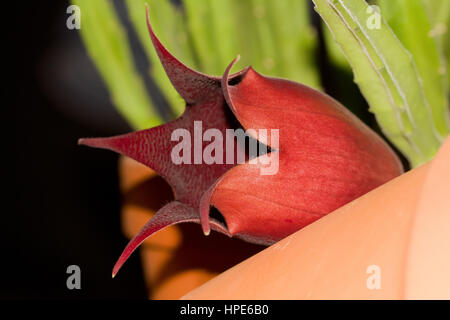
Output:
[[378, 0, 450, 140], [314, 0, 443, 167]]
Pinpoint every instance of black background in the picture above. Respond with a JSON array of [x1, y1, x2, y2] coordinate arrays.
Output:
[[9, 1, 146, 299]]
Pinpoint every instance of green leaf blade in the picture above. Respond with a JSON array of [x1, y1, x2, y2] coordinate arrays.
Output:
[[72, 0, 162, 130], [314, 0, 445, 166]]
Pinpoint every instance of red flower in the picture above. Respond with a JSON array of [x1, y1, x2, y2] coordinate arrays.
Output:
[[79, 7, 403, 277]]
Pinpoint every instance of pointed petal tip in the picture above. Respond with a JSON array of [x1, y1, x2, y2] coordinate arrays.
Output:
[[222, 57, 245, 120], [225, 56, 241, 77], [222, 55, 251, 89], [144, 0, 219, 104], [145, 2, 152, 32], [112, 262, 121, 279], [201, 217, 211, 236], [199, 185, 217, 238], [77, 137, 111, 150], [78, 137, 97, 147], [111, 202, 200, 275], [112, 255, 126, 279], [77, 138, 85, 146]]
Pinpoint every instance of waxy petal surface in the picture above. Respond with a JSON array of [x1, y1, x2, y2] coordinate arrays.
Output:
[[198, 59, 404, 243]]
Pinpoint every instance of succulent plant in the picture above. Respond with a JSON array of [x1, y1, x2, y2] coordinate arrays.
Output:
[[79, 6, 403, 277]]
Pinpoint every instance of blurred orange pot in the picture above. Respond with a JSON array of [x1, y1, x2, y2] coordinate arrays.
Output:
[[118, 156, 263, 300], [183, 137, 450, 299]]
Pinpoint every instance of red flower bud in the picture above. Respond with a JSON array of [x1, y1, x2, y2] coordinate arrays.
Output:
[[79, 7, 403, 277]]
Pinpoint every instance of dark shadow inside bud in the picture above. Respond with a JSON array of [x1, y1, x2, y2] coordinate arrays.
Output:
[[209, 206, 228, 231], [224, 106, 272, 161], [223, 99, 272, 163], [227, 73, 245, 86], [223, 70, 273, 161]]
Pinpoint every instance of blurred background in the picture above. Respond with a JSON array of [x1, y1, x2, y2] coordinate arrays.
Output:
[[10, 1, 145, 298], [9, 0, 447, 298]]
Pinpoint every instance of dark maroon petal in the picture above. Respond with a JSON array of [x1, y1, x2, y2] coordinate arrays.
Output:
[[80, 7, 248, 274], [145, 4, 219, 104], [112, 201, 229, 277], [79, 7, 247, 210]]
